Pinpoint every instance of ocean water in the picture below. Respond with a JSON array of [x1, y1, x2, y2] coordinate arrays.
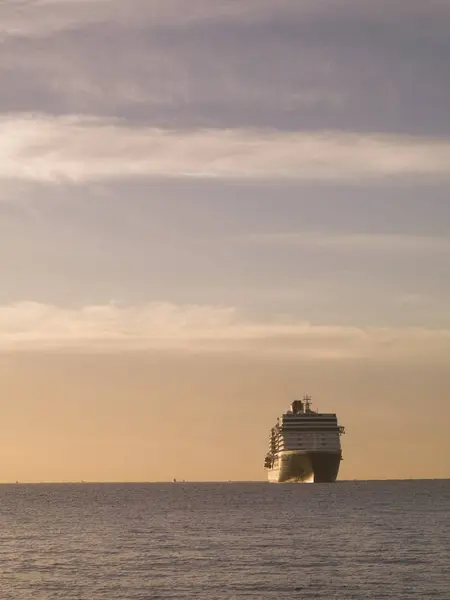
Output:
[[0, 480, 449, 599]]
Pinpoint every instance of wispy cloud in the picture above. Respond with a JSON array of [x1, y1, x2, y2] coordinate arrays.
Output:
[[3, 0, 449, 39], [0, 0, 321, 43], [237, 232, 450, 253], [1, 301, 449, 361], [1, 1, 449, 135], [2, 115, 450, 184]]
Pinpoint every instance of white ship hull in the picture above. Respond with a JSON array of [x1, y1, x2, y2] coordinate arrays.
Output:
[[267, 450, 341, 483]]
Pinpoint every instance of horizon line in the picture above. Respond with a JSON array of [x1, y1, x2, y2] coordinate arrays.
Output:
[[2, 478, 449, 485]]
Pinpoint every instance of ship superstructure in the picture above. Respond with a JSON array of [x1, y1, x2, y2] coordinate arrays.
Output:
[[264, 395, 345, 483]]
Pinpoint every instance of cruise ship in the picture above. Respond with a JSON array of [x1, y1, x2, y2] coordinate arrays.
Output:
[[264, 395, 345, 483]]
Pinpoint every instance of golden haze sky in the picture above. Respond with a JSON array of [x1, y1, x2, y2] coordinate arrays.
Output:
[[1, 348, 449, 482]]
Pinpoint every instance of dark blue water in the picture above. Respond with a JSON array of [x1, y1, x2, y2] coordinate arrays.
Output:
[[0, 481, 449, 599]]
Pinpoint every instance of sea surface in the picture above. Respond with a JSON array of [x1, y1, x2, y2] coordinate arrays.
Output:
[[0, 480, 449, 599]]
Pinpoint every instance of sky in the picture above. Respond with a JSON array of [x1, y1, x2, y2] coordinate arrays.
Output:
[[1, 0, 449, 482]]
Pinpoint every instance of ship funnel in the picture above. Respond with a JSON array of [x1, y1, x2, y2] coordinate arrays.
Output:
[[291, 399, 304, 414]]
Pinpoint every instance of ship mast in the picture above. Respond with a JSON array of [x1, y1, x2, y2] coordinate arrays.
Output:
[[303, 394, 312, 413]]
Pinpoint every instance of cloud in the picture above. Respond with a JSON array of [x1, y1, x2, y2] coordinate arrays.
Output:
[[1, 301, 449, 361], [2, 0, 449, 39], [237, 232, 450, 253], [0, 0, 342, 39], [1, 1, 449, 135], [2, 115, 450, 184], [0, 0, 307, 40]]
